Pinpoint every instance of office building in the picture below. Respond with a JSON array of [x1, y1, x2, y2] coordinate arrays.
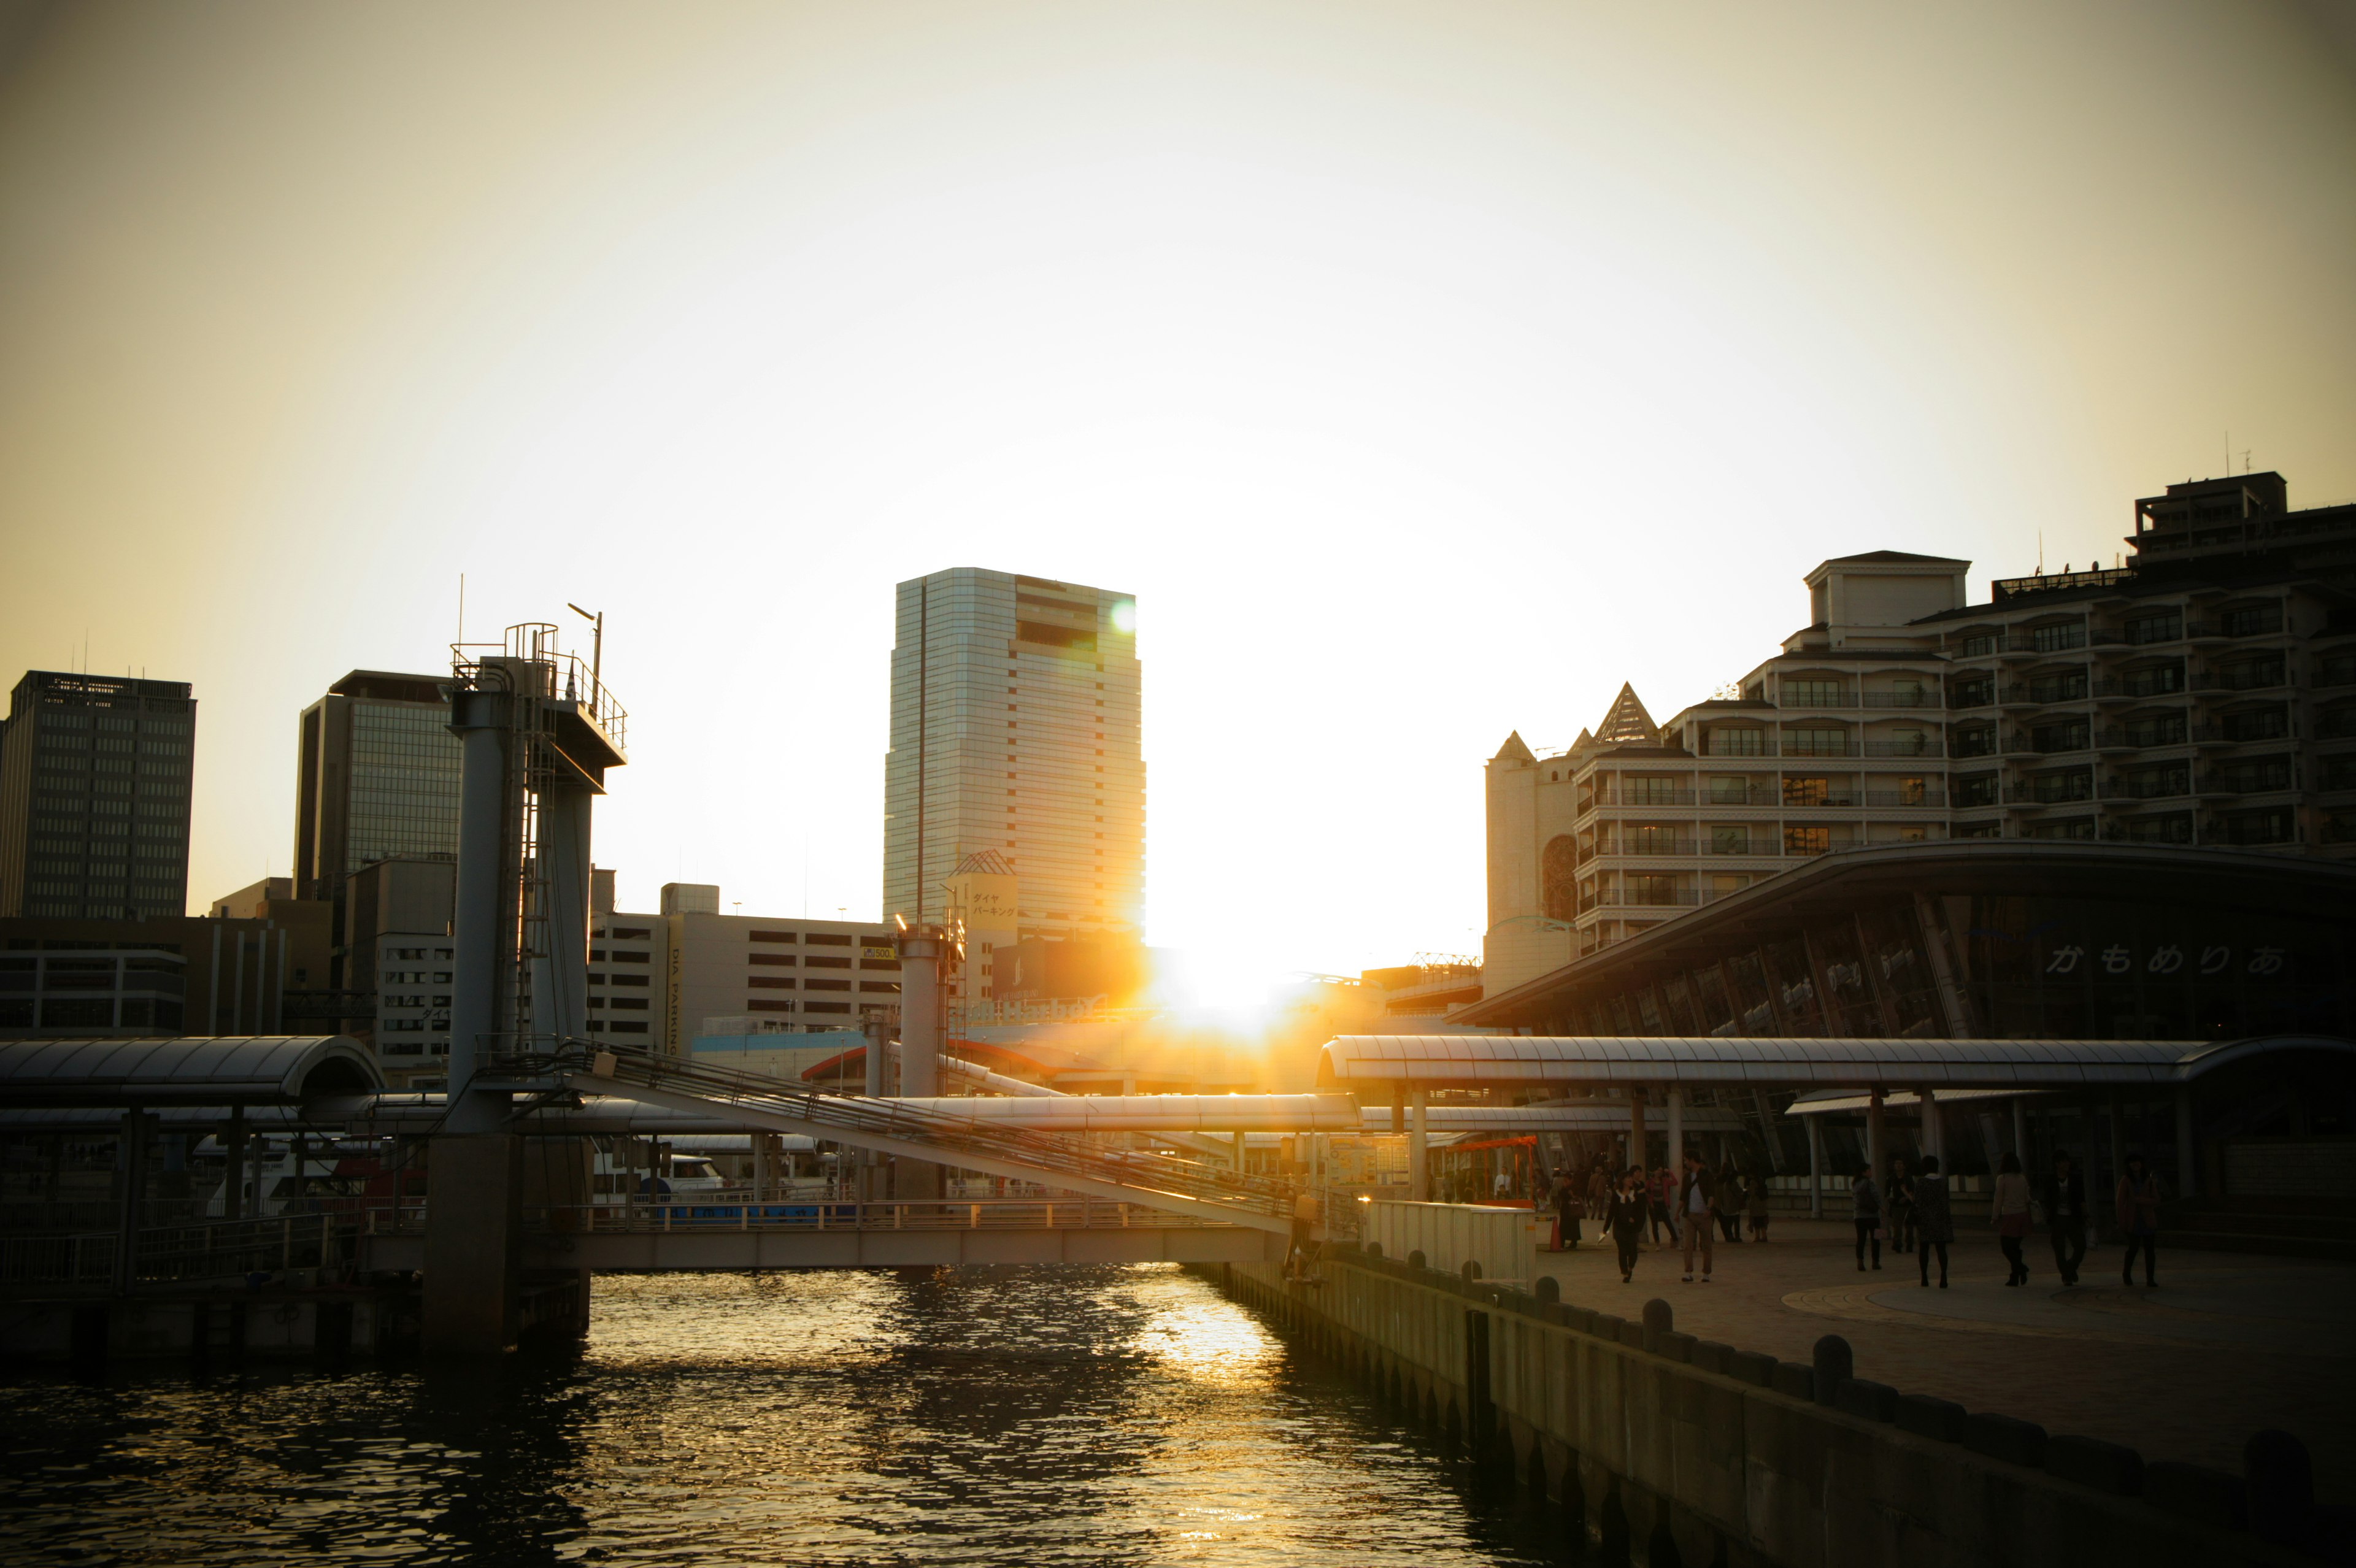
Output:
[[291, 670, 461, 904], [0, 672, 196, 921], [1, 913, 298, 1037], [882, 569, 1144, 937], [344, 857, 456, 1088], [1484, 471, 2356, 983], [587, 882, 901, 1051]]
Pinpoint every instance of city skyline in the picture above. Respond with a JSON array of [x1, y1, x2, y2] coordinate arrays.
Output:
[[3, 4, 2352, 980]]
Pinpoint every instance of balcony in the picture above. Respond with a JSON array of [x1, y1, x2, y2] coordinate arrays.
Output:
[[2006, 730, 2092, 757], [1585, 888, 1703, 908], [1862, 739, 1944, 758], [1864, 790, 1947, 808], [2103, 777, 2189, 802], [1859, 691, 1939, 709], [2009, 786, 2094, 808], [1777, 691, 1858, 709], [1595, 839, 1701, 858], [2192, 665, 2289, 694], [2201, 772, 2295, 797], [1588, 788, 1700, 807], [2001, 684, 2091, 709], [1946, 690, 1995, 710]]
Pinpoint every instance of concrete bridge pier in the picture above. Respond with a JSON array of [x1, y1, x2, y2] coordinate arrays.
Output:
[[422, 1134, 523, 1356]]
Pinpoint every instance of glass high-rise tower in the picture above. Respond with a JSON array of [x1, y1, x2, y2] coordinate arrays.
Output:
[[883, 569, 1144, 936]]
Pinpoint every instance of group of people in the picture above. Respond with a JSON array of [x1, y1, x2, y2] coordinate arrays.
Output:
[[1850, 1148, 2166, 1289], [1544, 1151, 1776, 1285]]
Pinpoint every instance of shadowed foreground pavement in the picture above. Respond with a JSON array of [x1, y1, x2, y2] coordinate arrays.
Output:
[[1529, 1215, 2355, 1504]]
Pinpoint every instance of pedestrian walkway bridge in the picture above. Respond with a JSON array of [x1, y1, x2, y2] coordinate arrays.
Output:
[[559, 1043, 1350, 1239]]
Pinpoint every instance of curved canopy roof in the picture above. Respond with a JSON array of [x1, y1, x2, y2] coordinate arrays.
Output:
[[1360, 1102, 1743, 1133], [1319, 1034, 2356, 1091], [0, 1036, 382, 1107]]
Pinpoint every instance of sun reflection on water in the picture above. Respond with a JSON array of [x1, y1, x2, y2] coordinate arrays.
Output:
[[0, 1264, 1569, 1566]]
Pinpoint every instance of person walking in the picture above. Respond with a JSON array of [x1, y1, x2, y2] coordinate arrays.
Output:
[[1647, 1165, 1676, 1248], [1585, 1160, 1611, 1229], [1745, 1169, 1771, 1241], [1714, 1158, 1744, 1243], [2039, 1150, 2088, 1286], [1850, 1167, 1882, 1271], [1887, 1155, 1917, 1255], [1913, 1154, 1954, 1289], [2117, 1152, 2162, 1286], [1286, 1183, 1322, 1283], [1678, 1151, 1717, 1283], [1550, 1168, 1582, 1251], [1607, 1167, 1649, 1284], [1991, 1151, 2034, 1286]]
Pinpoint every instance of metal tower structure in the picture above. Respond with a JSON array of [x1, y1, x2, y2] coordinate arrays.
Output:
[[426, 620, 626, 1355]]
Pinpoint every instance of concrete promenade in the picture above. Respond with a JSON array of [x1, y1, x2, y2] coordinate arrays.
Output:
[[1531, 1216, 2355, 1505]]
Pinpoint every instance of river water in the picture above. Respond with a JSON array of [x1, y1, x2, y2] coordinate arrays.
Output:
[[1, 1266, 1575, 1566]]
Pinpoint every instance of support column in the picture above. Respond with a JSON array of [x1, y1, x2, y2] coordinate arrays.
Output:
[[2011, 1097, 2030, 1164], [1629, 1089, 1646, 1170], [1806, 1113, 1824, 1219], [1231, 1130, 1247, 1172], [1409, 1088, 1430, 1202], [862, 1015, 888, 1098], [529, 781, 595, 1044], [2175, 1088, 2198, 1202], [446, 691, 512, 1135], [422, 1134, 524, 1356], [114, 1108, 150, 1295], [893, 929, 944, 1201], [1866, 1088, 1885, 1189], [223, 1103, 247, 1221], [1752, 1087, 1786, 1173], [1918, 1087, 1941, 1166], [1665, 1088, 1685, 1169], [431, 684, 524, 1354]]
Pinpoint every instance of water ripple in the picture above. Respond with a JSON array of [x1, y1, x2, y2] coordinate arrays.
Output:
[[0, 1265, 1572, 1566]]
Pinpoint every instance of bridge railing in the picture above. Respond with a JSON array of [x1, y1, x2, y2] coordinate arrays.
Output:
[[1, 1210, 356, 1290], [361, 1197, 1243, 1235]]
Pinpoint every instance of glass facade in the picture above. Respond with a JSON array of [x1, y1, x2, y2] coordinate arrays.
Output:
[[882, 569, 1145, 936], [345, 702, 461, 872]]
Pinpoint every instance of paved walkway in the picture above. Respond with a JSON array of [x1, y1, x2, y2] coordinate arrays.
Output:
[[1527, 1216, 2355, 1504]]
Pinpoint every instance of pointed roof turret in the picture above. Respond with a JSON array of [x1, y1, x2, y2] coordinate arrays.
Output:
[[1593, 683, 1658, 744], [1491, 731, 1536, 764]]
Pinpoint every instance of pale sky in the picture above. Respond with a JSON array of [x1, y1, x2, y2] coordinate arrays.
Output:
[[3, 1, 2352, 987]]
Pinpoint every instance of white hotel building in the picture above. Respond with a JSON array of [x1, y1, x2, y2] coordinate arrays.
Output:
[[1484, 472, 2356, 996]]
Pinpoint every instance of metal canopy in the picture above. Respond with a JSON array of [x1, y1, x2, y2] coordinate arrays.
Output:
[[0, 1036, 383, 1107], [1318, 1033, 2356, 1091]]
